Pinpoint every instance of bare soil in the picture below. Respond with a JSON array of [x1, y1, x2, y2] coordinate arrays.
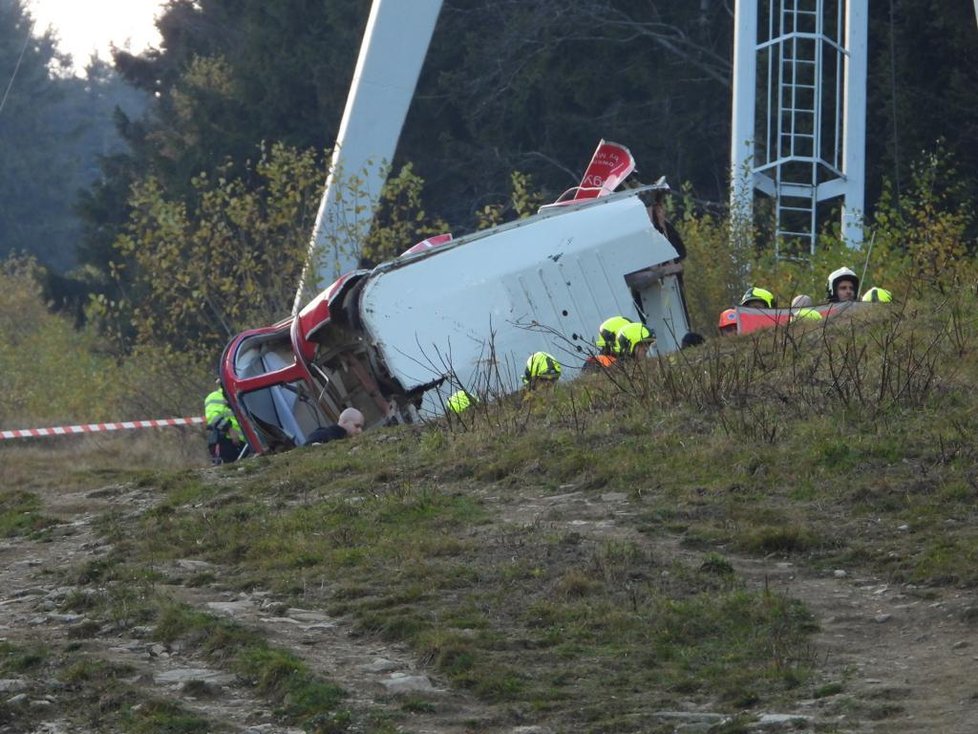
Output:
[[1, 476, 976, 732]]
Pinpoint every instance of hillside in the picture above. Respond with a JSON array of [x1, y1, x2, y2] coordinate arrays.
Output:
[[1, 300, 977, 733]]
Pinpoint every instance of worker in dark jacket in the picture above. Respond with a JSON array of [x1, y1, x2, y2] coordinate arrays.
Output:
[[305, 408, 365, 445]]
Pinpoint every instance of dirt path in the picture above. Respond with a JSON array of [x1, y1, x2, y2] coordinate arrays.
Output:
[[0, 483, 299, 733], [0, 482, 501, 734], [2, 479, 976, 733], [734, 554, 978, 732], [503, 487, 978, 733]]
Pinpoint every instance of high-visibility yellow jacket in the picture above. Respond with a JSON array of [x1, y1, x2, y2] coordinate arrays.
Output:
[[204, 389, 243, 442]]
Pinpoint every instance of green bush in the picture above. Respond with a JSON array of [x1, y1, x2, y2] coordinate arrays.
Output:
[[0, 256, 128, 426], [678, 144, 976, 335]]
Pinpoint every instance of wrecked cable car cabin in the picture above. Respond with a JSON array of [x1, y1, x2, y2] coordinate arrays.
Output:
[[221, 185, 691, 455]]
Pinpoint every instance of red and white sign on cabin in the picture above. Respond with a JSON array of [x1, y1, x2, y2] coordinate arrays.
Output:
[[400, 233, 453, 257], [573, 140, 636, 201]]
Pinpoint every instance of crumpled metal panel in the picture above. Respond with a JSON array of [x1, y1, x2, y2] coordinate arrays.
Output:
[[358, 192, 682, 415]]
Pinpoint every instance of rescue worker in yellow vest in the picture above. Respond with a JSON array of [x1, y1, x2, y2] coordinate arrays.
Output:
[[861, 287, 892, 303], [583, 315, 629, 372], [205, 386, 245, 465], [739, 286, 777, 309], [523, 351, 562, 390], [790, 294, 822, 323], [447, 389, 476, 414], [595, 315, 630, 355], [616, 322, 656, 360]]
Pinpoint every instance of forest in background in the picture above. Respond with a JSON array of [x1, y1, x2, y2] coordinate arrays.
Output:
[[0, 0, 147, 271], [3, 6, 978, 729], [1, 0, 977, 422]]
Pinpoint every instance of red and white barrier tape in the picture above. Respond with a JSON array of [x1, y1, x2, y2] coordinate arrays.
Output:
[[1, 416, 206, 441]]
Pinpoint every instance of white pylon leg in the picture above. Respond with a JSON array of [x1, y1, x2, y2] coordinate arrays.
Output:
[[730, 0, 867, 255], [293, 0, 444, 315]]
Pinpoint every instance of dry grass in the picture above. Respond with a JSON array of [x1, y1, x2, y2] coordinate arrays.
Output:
[[4, 293, 978, 732], [0, 430, 207, 491]]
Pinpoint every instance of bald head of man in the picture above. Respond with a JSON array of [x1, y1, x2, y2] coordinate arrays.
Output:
[[337, 407, 365, 436]]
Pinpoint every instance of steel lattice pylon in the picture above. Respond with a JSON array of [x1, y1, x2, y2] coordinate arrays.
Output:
[[731, 0, 867, 256]]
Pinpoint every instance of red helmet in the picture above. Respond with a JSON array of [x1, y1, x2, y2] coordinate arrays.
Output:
[[718, 308, 738, 333]]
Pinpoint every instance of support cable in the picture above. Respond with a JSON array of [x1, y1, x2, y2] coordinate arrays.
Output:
[[888, 0, 901, 200], [0, 19, 33, 119]]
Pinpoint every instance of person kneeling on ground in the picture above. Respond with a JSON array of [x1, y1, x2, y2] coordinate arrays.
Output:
[[306, 407, 365, 445], [205, 384, 245, 465], [595, 315, 630, 355], [583, 315, 630, 372], [616, 322, 656, 360], [523, 351, 562, 390]]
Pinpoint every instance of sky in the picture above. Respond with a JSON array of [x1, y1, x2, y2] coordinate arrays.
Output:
[[27, 0, 165, 72]]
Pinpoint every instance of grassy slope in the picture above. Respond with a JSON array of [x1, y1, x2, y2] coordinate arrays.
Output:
[[3, 297, 976, 732]]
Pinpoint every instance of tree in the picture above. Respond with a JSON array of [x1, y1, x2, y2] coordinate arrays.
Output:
[[93, 142, 449, 358], [866, 0, 978, 218], [0, 0, 71, 267], [0, 1, 149, 272], [360, 163, 450, 267], [95, 143, 323, 356], [0, 254, 129, 421], [399, 0, 735, 223], [108, 0, 368, 194], [78, 0, 978, 323], [78, 0, 369, 278]]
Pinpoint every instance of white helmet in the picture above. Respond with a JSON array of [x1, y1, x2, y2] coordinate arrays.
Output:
[[826, 266, 859, 302]]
